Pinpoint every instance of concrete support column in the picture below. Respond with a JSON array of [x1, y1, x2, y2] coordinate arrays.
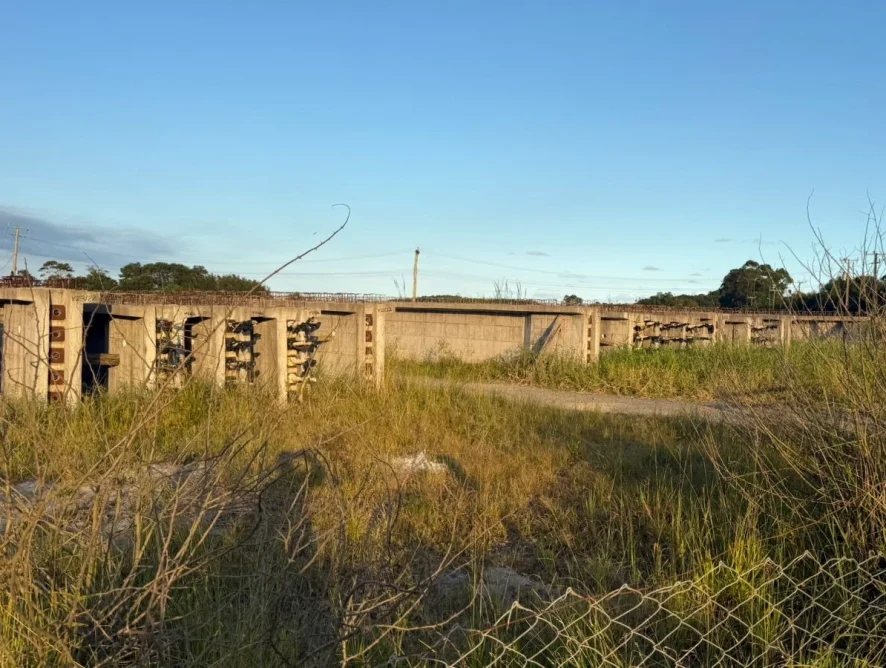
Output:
[[356, 305, 368, 379], [708, 313, 719, 344], [262, 309, 288, 403], [188, 311, 227, 387], [108, 306, 156, 392], [780, 315, 792, 350], [3, 292, 50, 401], [373, 305, 389, 387], [584, 307, 601, 364], [50, 290, 83, 405], [141, 306, 160, 389], [357, 303, 387, 388]]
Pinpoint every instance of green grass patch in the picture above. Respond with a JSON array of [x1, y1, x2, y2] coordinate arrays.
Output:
[[390, 340, 867, 402], [0, 358, 881, 664]]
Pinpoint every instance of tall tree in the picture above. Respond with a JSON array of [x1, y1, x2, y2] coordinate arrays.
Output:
[[116, 262, 266, 293], [216, 272, 267, 292], [718, 260, 793, 309], [39, 260, 75, 280], [636, 291, 721, 308], [83, 266, 118, 291]]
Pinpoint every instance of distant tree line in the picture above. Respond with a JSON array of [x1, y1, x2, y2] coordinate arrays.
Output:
[[561, 261, 799, 310], [18, 260, 268, 293], [34, 256, 864, 310], [637, 261, 792, 310], [636, 259, 886, 314]]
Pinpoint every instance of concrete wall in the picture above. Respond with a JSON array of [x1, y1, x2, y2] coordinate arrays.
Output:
[[790, 317, 847, 341], [384, 301, 868, 362], [527, 313, 584, 356], [0, 289, 381, 403], [1, 290, 53, 401], [0, 287, 874, 403], [3, 300, 49, 400], [252, 315, 283, 398], [306, 302, 373, 377], [388, 310, 525, 362], [386, 303, 590, 363], [599, 313, 632, 351], [107, 307, 155, 393], [385, 301, 870, 363]]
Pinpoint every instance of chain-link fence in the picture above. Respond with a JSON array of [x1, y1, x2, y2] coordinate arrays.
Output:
[[406, 552, 886, 666]]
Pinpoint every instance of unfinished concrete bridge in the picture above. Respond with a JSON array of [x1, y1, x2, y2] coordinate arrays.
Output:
[[0, 287, 858, 403]]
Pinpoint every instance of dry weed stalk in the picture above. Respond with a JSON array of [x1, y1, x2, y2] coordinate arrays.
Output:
[[705, 199, 886, 551]]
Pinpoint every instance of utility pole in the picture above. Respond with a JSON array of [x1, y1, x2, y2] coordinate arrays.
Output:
[[412, 248, 420, 302], [9, 226, 22, 276]]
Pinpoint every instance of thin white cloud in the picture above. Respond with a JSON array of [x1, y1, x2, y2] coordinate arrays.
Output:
[[0, 206, 178, 268]]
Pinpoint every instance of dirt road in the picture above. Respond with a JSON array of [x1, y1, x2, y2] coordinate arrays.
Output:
[[421, 379, 738, 422]]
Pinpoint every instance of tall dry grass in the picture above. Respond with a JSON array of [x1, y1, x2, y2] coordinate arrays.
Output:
[[706, 210, 886, 558], [2, 362, 879, 664], [1, 371, 786, 665], [4, 208, 886, 663], [391, 340, 861, 403]]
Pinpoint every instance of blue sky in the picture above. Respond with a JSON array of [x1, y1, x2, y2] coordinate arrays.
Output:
[[1, 1, 884, 301]]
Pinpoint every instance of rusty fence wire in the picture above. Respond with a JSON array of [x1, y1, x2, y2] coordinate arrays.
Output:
[[404, 552, 886, 666]]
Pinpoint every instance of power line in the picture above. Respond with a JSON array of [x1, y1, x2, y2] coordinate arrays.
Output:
[[213, 249, 415, 266], [417, 270, 706, 292], [256, 267, 711, 293], [425, 251, 708, 283], [10, 233, 713, 293], [238, 269, 410, 278], [12, 235, 710, 287]]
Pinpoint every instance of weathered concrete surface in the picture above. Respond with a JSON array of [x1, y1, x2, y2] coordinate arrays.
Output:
[[599, 312, 632, 351], [0, 289, 384, 402], [0, 288, 870, 402], [386, 302, 590, 364], [107, 305, 155, 392], [386, 300, 861, 362], [2, 291, 51, 400]]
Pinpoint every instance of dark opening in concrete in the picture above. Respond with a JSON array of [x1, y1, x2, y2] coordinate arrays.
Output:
[[83, 309, 112, 394]]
